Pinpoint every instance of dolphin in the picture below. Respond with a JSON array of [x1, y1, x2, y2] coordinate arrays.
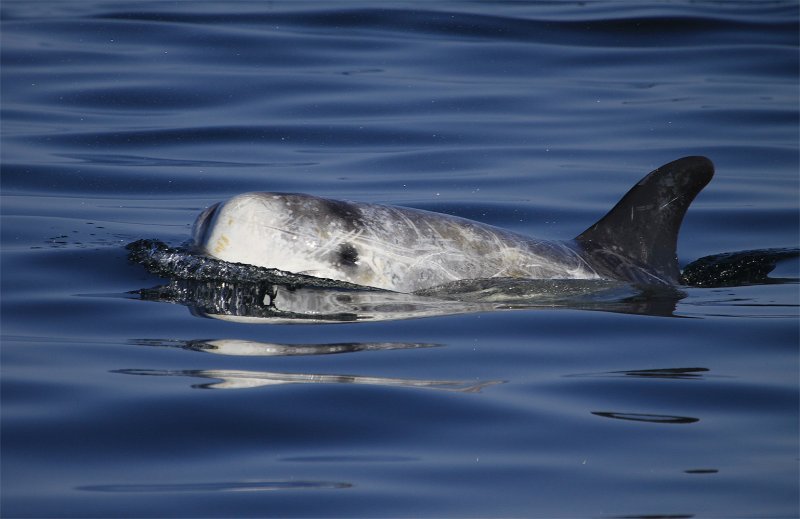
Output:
[[190, 156, 714, 293]]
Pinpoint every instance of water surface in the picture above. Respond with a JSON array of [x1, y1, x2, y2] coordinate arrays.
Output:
[[2, 1, 798, 518]]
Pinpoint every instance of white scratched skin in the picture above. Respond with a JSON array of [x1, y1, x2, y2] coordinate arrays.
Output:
[[193, 192, 599, 293]]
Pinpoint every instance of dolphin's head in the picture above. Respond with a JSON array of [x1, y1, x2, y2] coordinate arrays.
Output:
[[191, 192, 368, 283]]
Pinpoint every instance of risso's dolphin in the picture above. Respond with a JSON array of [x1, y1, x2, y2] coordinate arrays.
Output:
[[191, 156, 714, 293]]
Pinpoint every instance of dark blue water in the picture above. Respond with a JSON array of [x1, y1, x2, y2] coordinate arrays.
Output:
[[2, 1, 798, 517]]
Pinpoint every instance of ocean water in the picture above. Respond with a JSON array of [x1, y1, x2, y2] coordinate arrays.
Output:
[[1, 1, 798, 518]]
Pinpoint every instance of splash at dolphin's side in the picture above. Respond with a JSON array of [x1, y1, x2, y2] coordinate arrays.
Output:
[[190, 157, 714, 292]]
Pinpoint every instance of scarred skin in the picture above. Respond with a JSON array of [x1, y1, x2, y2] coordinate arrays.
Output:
[[192, 192, 598, 292]]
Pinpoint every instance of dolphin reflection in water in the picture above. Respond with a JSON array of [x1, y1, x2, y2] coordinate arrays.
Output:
[[121, 339, 504, 392], [116, 368, 502, 392]]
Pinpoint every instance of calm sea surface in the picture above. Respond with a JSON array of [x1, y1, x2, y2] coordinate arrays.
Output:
[[2, 1, 798, 517]]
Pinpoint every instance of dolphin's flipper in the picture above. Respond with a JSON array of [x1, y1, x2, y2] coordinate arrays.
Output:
[[576, 156, 714, 285]]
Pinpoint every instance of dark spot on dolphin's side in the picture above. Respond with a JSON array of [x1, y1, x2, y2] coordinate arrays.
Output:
[[338, 243, 359, 267]]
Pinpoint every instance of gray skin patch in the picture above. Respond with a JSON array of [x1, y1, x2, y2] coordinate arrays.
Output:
[[319, 199, 364, 231]]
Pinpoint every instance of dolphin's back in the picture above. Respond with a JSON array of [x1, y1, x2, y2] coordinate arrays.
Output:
[[339, 202, 593, 291]]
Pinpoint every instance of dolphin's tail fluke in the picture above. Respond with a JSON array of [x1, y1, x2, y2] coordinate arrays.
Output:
[[575, 156, 714, 285]]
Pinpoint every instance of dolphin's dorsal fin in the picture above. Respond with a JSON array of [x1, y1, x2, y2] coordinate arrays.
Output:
[[575, 156, 714, 284]]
